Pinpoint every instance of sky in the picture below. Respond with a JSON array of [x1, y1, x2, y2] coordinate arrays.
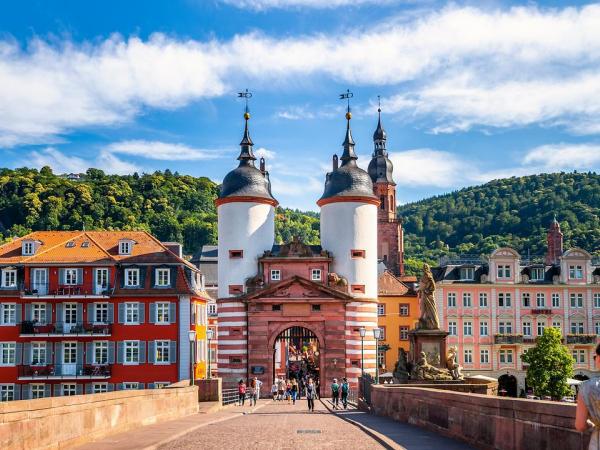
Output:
[[1, 0, 600, 211]]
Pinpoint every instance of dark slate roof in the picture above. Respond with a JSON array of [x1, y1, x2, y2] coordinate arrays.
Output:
[[218, 118, 277, 203], [269, 244, 324, 257], [192, 245, 218, 285], [368, 153, 394, 184], [432, 264, 488, 283], [320, 117, 376, 202]]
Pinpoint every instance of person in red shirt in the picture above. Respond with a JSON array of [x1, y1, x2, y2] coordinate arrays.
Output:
[[238, 379, 247, 406]]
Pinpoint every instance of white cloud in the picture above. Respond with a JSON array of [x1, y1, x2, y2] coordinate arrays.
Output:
[[106, 140, 223, 160], [2, 4, 600, 145], [255, 147, 277, 159], [22, 147, 139, 174], [389, 149, 470, 187], [219, 0, 402, 10], [522, 143, 600, 171]]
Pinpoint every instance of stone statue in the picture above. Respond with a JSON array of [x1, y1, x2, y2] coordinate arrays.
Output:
[[328, 272, 348, 287], [446, 347, 463, 380], [412, 351, 453, 381], [417, 264, 440, 330], [393, 348, 409, 382]]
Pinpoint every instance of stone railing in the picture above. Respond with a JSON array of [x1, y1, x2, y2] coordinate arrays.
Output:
[[566, 334, 597, 345], [368, 385, 589, 450], [0, 384, 198, 450]]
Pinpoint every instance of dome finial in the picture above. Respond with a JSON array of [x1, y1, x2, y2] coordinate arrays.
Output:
[[237, 89, 255, 163], [339, 89, 357, 164]]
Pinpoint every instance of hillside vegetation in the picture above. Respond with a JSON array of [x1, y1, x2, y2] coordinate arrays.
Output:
[[399, 172, 600, 268], [0, 167, 318, 255]]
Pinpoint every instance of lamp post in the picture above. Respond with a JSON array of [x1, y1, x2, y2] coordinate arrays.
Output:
[[207, 328, 214, 380], [373, 328, 382, 385], [359, 327, 366, 398], [188, 330, 196, 386]]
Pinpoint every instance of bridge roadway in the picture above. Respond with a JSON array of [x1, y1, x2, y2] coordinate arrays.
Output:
[[77, 398, 474, 450]]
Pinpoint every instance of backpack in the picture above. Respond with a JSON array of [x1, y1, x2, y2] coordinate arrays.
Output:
[[331, 383, 339, 394], [341, 382, 349, 394]]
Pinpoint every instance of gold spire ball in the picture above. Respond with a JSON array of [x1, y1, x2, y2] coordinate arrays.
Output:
[[346, 111, 352, 120], [244, 111, 250, 120]]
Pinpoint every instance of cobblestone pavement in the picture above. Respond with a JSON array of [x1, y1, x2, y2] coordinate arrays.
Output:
[[160, 399, 475, 450]]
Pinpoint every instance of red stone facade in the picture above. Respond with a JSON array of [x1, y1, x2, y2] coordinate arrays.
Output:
[[374, 182, 404, 276]]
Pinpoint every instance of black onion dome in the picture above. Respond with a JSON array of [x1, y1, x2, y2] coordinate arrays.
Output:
[[368, 154, 395, 184], [373, 114, 387, 141], [218, 115, 277, 203], [320, 114, 376, 202]]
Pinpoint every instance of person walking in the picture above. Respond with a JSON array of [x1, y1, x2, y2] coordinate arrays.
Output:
[[286, 379, 292, 404], [341, 377, 349, 409], [248, 378, 256, 406], [291, 379, 298, 405], [238, 379, 246, 406], [331, 378, 340, 410], [576, 343, 600, 449], [271, 379, 278, 401], [253, 377, 263, 403], [306, 378, 316, 412], [277, 377, 285, 401]]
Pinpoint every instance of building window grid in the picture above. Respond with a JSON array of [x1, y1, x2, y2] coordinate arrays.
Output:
[[125, 269, 140, 287], [399, 304, 409, 316], [156, 268, 170, 286], [595, 294, 600, 308], [463, 321, 472, 336], [95, 303, 109, 324], [399, 326, 409, 340], [499, 349, 514, 364], [0, 384, 14, 401], [32, 303, 46, 324], [522, 293, 531, 308], [463, 349, 473, 364], [447, 293, 457, 308], [570, 322, 585, 335], [270, 269, 281, 281], [32, 343, 46, 365], [463, 293, 472, 308], [569, 265, 584, 280], [0, 304, 16, 325], [498, 321, 513, 334], [155, 340, 170, 363], [479, 293, 488, 308], [537, 322, 545, 336], [94, 342, 109, 364], [573, 349, 586, 364], [480, 349, 490, 364], [523, 322, 532, 337], [570, 293, 584, 308], [552, 293, 561, 308], [498, 293, 512, 308], [536, 293, 546, 308], [479, 321, 488, 336], [125, 303, 139, 324], [497, 265, 511, 279], [64, 269, 78, 285], [156, 302, 170, 323], [124, 341, 139, 364], [0, 343, 16, 365], [448, 321, 457, 336], [310, 269, 322, 281], [31, 384, 45, 399], [1, 270, 17, 288]]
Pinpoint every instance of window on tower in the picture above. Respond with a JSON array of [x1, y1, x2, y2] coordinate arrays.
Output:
[[229, 250, 243, 259], [351, 249, 366, 258], [380, 196, 385, 210], [351, 284, 365, 294]]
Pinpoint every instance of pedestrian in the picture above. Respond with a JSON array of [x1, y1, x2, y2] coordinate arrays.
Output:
[[576, 343, 600, 448], [291, 379, 298, 405], [306, 378, 316, 412], [253, 377, 263, 403], [271, 379, 278, 401], [341, 377, 349, 409], [248, 378, 256, 406], [238, 379, 246, 406], [286, 379, 292, 404], [277, 377, 286, 401], [331, 378, 340, 409]]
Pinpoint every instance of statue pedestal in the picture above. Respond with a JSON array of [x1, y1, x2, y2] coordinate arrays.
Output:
[[408, 328, 449, 369]]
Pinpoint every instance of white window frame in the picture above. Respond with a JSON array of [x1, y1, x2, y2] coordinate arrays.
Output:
[[522, 293, 531, 308], [463, 349, 473, 364], [497, 265, 511, 279], [63, 342, 77, 364], [498, 293, 512, 308], [64, 269, 78, 285], [156, 268, 170, 287], [570, 321, 584, 335], [523, 322, 532, 336], [207, 303, 217, 316], [156, 302, 170, 324], [62, 383, 77, 396], [94, 341, 109, 365], [479, 293, 488, 307], [124, 340, 140, 365], [311, 269, 322, 281], [573, 350, 586, 364], [552, 293, 560, 308], [447, 293, 457, 308], [569, 265, 584, 280], [448, 321, 457, 336], [155, 340, 170, 364], [1, 270, 17, 288], [463, 321, 472, 336], [530, 268, 544, 281], [377, 304, 385, 316], [0, 343, 16, 366], [125, 268, 140, 287], [595, 293, 600, 308], [32, 303, 47, 325], [0, 384, 15, 401], [22, 241, 35, 256], [499, 349, 513, 364], [537, 322, 545, 336], [596, 321, 600, 335], [31, 384, 45, 399], [460, 267, 474, 281], [0, 304, 16, 325], [570, 293, 584, 308], [95, 303, 109, 324], [480, 349, 489, 364], [270, 269, 281, 281], [125, 302, 139, 324], [119, 241, 132, 255], [552, 321, 562, 330], [536, 293, 545, 308], [463, 293, 472, 308], [480, 321, 488, 336], [498, 321, 513, 334], [32, 342, 46, 365], [123, 382, 139, 390], [93, 383, 108, 394]]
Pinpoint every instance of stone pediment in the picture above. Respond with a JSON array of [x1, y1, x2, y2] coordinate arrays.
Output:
[[242, 275, 353, 302]]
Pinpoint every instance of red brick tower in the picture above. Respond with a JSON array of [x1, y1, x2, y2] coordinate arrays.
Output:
[[545, 215, 564, 265], [367, 105, 404, 276]]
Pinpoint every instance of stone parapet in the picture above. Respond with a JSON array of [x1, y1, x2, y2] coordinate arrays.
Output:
[[0, 386, 199, 450], [197, 378, 222, 402], [368, 385, 590, 450]]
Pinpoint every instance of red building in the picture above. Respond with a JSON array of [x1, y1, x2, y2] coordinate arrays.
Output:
[[0, 231, 209, 401]]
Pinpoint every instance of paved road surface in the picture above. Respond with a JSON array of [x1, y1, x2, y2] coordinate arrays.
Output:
[[159, 399, 475, 450]]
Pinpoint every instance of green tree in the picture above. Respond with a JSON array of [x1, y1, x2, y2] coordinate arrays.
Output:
[[521, 327, 574, 399]]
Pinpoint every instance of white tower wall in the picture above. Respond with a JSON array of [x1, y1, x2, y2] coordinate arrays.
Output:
[[320, 201, 378, 299], [217, 201, 275, 298]]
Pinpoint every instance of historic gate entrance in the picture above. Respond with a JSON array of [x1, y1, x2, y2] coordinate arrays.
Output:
[[273, 326, 320, 388]]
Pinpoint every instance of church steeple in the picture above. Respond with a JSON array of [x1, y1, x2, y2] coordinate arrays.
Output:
[[237, 90, 256, 164], [373, 98, 387, 155], [545, 215, 564, 265], [340, 91, 358, 166]]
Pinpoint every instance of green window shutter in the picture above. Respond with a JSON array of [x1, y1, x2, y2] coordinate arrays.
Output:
[[138, 303, 145, 324], [148, 341, 156, 364], [149, 303, 156, 324]]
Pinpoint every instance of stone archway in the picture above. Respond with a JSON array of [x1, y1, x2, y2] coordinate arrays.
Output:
[[267, 322, 327, 397], [498, 374, 518, 397]]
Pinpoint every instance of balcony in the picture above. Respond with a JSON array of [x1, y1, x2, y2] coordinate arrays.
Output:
[[494, 334, 524, 344], [20, 321, 112, 337], [17, 364, 112, 380], [20, 283, 111, 298], [566, 334, 597, 345]]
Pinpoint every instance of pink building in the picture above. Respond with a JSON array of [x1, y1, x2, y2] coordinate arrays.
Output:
[[434, 219, 600, 396]]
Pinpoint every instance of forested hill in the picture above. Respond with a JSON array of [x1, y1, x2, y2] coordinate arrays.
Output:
[[0, 167, 319, 255], [399, 172, 600, 269]]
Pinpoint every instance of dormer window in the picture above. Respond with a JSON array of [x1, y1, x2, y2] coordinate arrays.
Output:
[[119, 240, 133, 255], [155, 268, 170, 287], [497, 265, 511, 279], [65, 241, 76, 248], [270, 269, 281, 281], [460, 267, 474, 281], [569, 265, 584, 279], [530, 267, 544, 281], [22, 241, 36, 256], [125, 268, 140, 287]]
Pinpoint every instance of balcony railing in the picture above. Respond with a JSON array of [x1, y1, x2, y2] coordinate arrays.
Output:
[[20, 283, 111, 298], [18, 364, 112, 379], [20, 321, 112, 336], [566, 334, 597, 345], [494, 334, 524, 344]]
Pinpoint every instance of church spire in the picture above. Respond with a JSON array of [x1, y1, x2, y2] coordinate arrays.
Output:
[[373, 96, 387, 155], [339, 89, 357, 166], [237, 89, 256, 164]]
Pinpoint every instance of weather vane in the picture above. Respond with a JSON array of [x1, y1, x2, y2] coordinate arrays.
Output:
[[238, 89, 253, 118], [339, 89, 353, 119]]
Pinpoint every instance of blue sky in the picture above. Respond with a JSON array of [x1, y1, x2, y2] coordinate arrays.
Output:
[[1, 0, 600, 211]]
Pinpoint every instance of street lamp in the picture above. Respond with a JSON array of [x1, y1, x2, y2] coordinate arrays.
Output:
[[207, 328, 214, 380], [359, 327, 366, 397], [188, 330, 196, 386], [373, 328, 382, 384]]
